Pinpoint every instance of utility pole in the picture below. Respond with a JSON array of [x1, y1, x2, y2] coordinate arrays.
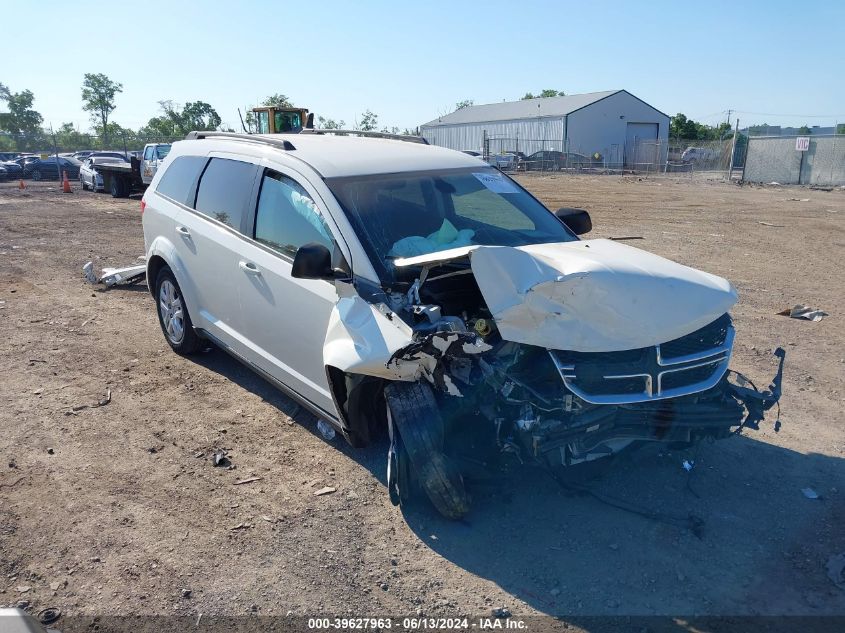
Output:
[[725, 109, 733, 126], [728, 118, 740, 179]]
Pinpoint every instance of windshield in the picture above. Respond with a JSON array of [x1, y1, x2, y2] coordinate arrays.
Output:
[[155, 145, 171, 159], [327, 167, 576, 282]]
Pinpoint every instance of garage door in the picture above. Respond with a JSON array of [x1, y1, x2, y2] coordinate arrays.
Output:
[[625, 122, 659, 168]]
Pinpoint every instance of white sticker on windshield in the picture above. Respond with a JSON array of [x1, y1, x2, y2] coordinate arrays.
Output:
[[473, 172, 519, 194]]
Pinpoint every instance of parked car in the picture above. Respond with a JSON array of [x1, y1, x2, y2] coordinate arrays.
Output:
[[141, 132, 783, 520], [487, 152, 519, 170], [0, 160, 23, 180], [0, 152, 21, 161], [17, 156, 82, 180], [72, 150, 97, 161], [681, 147, 720, 166], [79, 153, 129, 192], [523, 150, 591, 171], [0, 164, 7, 181]]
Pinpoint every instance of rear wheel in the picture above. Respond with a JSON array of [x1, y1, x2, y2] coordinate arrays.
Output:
[[385, 382, 469, 520], [80, 174, 89, 191], [154, 267, 202, 355], [110, 176, 128, 198]]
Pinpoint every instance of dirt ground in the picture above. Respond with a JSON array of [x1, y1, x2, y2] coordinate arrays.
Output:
[[1, 174, 843, 628]]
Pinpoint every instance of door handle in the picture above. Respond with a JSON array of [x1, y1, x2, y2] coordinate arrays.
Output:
[[176, 225, 191, 237], [239, 260, 261, 275]]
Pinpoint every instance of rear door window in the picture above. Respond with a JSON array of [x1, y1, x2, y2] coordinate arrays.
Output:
[[194, 158, 258, 232], [253, 170, 333, 257], [154, 155, 207, 207]]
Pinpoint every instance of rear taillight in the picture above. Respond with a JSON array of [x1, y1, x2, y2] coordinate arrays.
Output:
[[140, 198, 146, 214]]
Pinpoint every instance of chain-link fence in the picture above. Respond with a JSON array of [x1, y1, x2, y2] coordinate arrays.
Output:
[[742, 134, 845, 185], [0, 131, 184, 181], [478, 133, 740, 176], [0, 131, 183, 156]]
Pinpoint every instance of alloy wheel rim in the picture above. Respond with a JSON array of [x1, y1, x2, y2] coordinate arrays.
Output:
[[159, 280, 185, 344]]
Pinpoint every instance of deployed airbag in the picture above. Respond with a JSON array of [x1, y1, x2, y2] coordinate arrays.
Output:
[[388, 219, 475, 258]]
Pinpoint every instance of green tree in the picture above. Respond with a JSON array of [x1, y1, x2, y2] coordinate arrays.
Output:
[[181, 101, 222, 131], [837, 124, 845, 135], [139, 100, 221, 139], [0, 82, 10, 101], [54, 123, 92, 151], [521, 89, 564, 100], [357, 110, 378, 131], [797, 125, 811, 135], [93, 122, 136, 150], [455, 99, 474, 110], [81, 73, 123, 146], [317, 116, 345, 129], [747, 123, 772, 136], [261, 94, 293, 107], [0, 88, 44, 150]]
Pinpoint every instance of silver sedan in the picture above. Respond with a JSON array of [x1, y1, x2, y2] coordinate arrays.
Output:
[[79, 153, 129, 192]]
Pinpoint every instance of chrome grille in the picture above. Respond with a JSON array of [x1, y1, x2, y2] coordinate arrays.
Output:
[[548, 316, 734, 405]]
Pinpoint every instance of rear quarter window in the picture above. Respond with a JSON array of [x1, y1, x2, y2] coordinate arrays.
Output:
[[154, 156, 207, 207]]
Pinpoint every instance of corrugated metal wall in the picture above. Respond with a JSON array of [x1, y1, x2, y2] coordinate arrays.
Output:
[[420, 118, 565, 154]]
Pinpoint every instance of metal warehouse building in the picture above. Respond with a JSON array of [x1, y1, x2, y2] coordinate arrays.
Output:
[[420, 90, 670, 168]]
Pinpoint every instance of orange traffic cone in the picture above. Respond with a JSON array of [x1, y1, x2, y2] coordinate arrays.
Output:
[[18, 179, 26, 190], [62, 170, 72, 193]]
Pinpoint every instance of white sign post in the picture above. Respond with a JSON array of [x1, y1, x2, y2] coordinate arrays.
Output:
[[795, 137, 810, 185]]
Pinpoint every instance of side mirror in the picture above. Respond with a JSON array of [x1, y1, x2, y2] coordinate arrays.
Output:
[[291, 242, 350, 281], [554, 207, 592, 235]]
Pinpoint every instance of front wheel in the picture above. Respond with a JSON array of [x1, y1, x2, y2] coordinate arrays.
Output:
[[154, 267, 202, 355], [80, 175, 89, 191], [385, 382, 469, 520]]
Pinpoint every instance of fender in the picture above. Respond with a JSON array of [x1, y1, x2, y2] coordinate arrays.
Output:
[[322, 288, 418, 382], [145, 235, 203, 328]]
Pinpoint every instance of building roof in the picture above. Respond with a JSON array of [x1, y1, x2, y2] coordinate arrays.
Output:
[[421, 90, 667, 127], [172, 133, 484, 178]]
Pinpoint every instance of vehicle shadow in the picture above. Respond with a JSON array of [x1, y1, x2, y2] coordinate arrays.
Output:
[[189, 348, 845, 625], [397, 436, 845, 623]]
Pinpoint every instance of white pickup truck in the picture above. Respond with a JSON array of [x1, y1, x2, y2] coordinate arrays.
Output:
[[95, 143, 171, 197]]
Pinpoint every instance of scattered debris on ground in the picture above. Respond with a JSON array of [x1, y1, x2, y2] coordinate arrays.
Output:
[[778, 305, 829, 322], [233, 477, 262, 486]]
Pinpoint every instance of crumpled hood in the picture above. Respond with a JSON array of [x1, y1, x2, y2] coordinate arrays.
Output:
[[469, 239, 737, 352]]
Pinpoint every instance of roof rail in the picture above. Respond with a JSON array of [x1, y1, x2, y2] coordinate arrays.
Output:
[[184, 131, 296, 151], [299, 129, 429, 145]]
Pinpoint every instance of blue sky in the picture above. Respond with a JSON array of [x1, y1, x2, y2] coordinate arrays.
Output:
[[4, 0, 845, 132]]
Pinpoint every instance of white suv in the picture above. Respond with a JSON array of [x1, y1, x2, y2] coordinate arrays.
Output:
[[142, 131, 783, 519]]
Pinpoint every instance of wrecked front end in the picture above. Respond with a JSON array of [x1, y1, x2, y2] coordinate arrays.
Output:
[[327, 239, 784, 518]]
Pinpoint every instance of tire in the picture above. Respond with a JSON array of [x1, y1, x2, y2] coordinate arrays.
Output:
[[80, 175, 89, 191], [110, 176, 128, 198], [385, 382, 469, 520], [154, 267, 202, 355], [32, 170, 42, 181]]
